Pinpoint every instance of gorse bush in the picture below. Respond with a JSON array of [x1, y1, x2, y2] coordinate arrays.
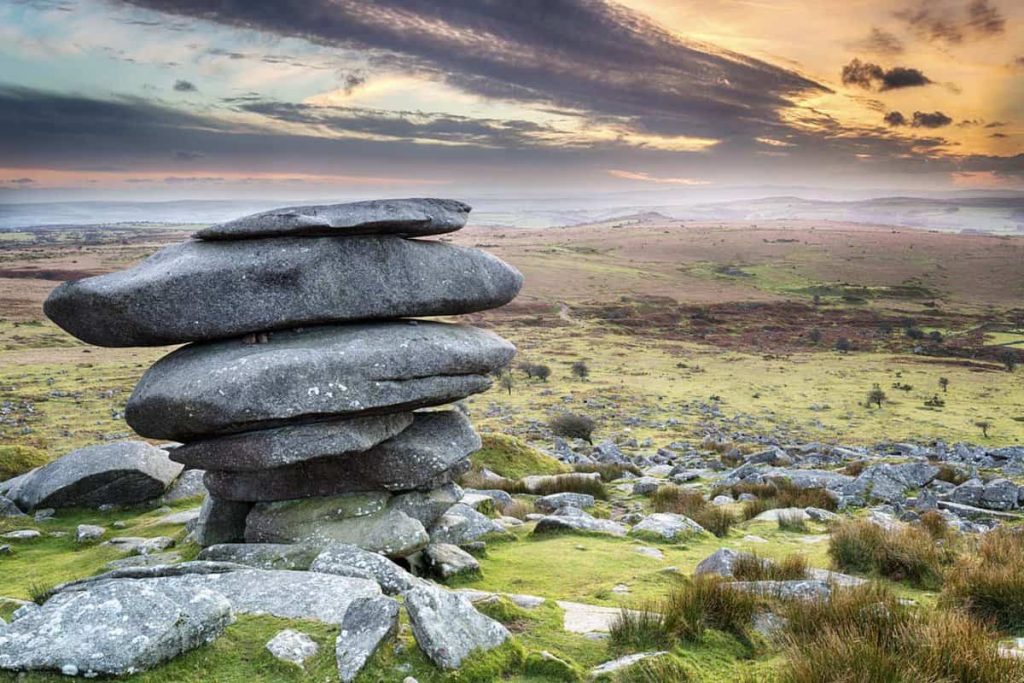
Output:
[[828, 519, 952, 589], [549, 413, 596, 443], [731, 553, 808, 582], [775, 584, 1024, 683], [650, 485, 735, 538], [942, 527, 1024, 631], [0, 443, 48, 480]]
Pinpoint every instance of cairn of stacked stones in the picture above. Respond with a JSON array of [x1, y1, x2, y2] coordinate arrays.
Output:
[[44, 198, 521, 558]]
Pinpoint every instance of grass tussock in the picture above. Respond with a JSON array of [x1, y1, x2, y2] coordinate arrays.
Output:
[[0, 443, 49, 480], [650, 485, 735, 538], [919, 509, 950, 540], [776, 511, 808, 533], [828, 519, 952, 589], [573, 462, 642, 481], [605, 655, 694, 682], [471, 433, 569, 479], [729, 481, 837, 521], [460, 469, 608, 500], [942, 526, 1024, 632], [609, 575, 757, 650], [501, 499, 532, 520], [776, 584, 1024, 683], [732, 553, 809, 582]]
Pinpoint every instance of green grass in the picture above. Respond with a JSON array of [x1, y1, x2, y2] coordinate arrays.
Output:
[[471, 433, 569, 479], [0, 444, 48, 479]]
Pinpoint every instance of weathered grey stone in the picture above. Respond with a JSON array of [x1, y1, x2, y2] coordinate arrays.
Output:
[[246, 494, 429, 557], [171, 413, 413, 471], [106, 536, 174, 555], [404, 584, 509, 669], [105, 552, 183, 570], [1, 530, 39, 540], [631, 477, 660, 495], [725, 579, 831, 601], [127, 322, 515, 440], [0, 580, 230, 676], [198, 543, 321, 570], [8, 441, 180, 511], [58, 564, 383, 624], [310, 543, 421, 595], [428, 502, 509, 545], [532, 507, 627, 537], [0, 495, 24, 517], [75, 524, 105, 543], [629, 513, 706, 541], [46, 237, 522, 347], [157, 508, 201, 526], [195, 496, 251, 546], [589, 652, 671, 679], [694, 548, 746, 577], [197, 198, 470, 241], [336, 595, 400, 683], [804, 507, 840, 523], [160, 468, 207, 503], [204, 411, 477, 501], [535, 492, 595, 513], [979, 478, 1019, 511], [266, 629, 319, 667], [389, 483, 463, 528], [423, 543, 481, 580], [463, 488, 514, 509]]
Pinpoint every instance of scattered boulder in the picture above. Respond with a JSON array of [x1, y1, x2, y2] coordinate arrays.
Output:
[[335, 595, 400, 682], [725, 580, 831, 601], [423, 543, 481, 580], [695, 548, 748, 578], [534, 492, 595, 513], [74, 524, 105, 543], [533, 507, 627, 537], [0, 580, 230, 676], [6, 441, 180, 511], [404, 584, 509, 669], [629, 513, 706, 541]]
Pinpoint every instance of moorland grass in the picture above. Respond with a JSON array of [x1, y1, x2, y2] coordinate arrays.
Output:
[[650, 485, 736, 538], [732, 553, 809, 582], [775, 583, 1024, 683], [573, 462, 642, 481], [941, 526, 1024, 631], [0, 443, 48, 479], [470, 433, 569, 479], [828, 519, 952, 589]]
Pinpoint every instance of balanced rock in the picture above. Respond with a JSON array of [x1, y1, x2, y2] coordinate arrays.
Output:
[[4, 441, 180, 511], [196, 197, 470, 241], [45, 236, 522, 346], [171, 413, 414, 471], [203, 410, 478, 501], [126, 322, 514, 441]]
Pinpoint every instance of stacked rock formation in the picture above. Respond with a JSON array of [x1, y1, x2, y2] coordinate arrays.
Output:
[[44, 198, 521, 558]]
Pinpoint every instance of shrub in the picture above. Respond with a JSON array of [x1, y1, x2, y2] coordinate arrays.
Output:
[[501, 499, 532, 520], [549, 413, 596, 443], [777, 584, 1024, 683], [934, 464, 968, 485], [942, 527, 1024, 631], [511, 474, 608, 500], [571, 360, 590, 380], [608, 604, 671, 652], [918, 510, 950, 540], [573, 462, 642, 481], [0, 444, 48, 480], [828, 520, 949, 589], [690, 506, 736, 538], [732, 553, 808, 582], [866, 383, 886, 408]]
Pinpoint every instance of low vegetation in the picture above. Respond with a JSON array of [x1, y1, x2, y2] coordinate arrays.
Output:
[[650, 485, 736, 537], [469, 433, 569, 479], [828, 519, 952, 589], [775, 584, 1024, 683], [942, 526, 1024, 631], [572, 462, 642, 481], [549, 413, 596, 443], [0, 443, 49, 479], [732, 553, 808, 582]]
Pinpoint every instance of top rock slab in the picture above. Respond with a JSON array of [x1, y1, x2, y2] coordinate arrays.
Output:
[[195, 198, 470, 241]]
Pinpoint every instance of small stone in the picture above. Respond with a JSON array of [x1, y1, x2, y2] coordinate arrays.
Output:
[[265, 629, 319, 667], [423, 543, 481, 581], [75, 524, 105, 543], [0, 530, 39, 540], [33, 509, 55, 522]]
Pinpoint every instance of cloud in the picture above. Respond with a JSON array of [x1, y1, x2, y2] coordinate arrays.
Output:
[[857, 27, 905, 55], [7, 177, 36, 184], [607, 169, 709, 185], [173, 79, 197, 92], [895, 0, 1005, 45], [912, 111, 953, 128], [841, 58, 931, 91], [114, 0, 828, 142], [884, 111, 907, 127], [173, 150, 205, 160], [883, 110, 954, 128], [989, 132, 1008, 138]]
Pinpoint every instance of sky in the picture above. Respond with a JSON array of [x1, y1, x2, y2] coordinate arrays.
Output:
[[0, 0, 1022, 202]]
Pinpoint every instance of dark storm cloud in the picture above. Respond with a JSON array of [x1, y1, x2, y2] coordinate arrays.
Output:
[[173, 79, 197, 92], [884, 111, 907, 127], [114, 0, 828, 141], [895, 0, 1005, 45], [841, 59, 932, 91], [912, 111, 953, 128], [882, 111, 953, 128]]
